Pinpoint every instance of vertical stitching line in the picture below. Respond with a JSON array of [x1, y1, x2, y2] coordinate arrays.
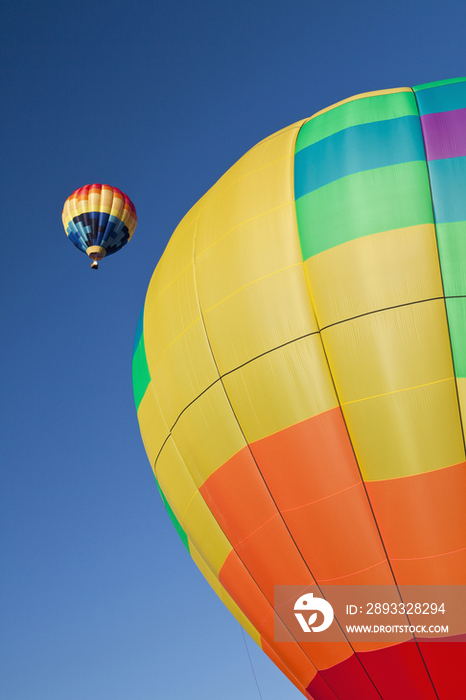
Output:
[[293, 98, 437, 699], [187, 169, 338, 694]]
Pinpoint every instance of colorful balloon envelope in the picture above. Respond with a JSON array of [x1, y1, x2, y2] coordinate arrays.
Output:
[[133, 77, 466, 699], [62, 184, 137, 268]]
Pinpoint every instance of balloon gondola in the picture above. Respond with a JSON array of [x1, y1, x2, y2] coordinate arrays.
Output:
[[62, 184, 137, 269], [133, 78, 466, 699]]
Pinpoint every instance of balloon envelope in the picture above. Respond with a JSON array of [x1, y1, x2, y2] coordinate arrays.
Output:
[[62, 184, 136, 266], [133, 78, 466, 699]]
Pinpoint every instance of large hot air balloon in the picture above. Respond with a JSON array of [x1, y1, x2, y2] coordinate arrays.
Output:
[[62, 184, 137, 268], [132, 77, 466, 699]]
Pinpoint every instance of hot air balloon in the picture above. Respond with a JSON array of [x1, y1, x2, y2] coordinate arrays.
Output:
[[132, 77, 466, 699], [62, 184, 137, 269]]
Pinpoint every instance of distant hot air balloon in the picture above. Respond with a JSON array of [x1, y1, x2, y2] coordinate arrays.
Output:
[[62, 184, 137, 268], [133, 77, 466, 699]]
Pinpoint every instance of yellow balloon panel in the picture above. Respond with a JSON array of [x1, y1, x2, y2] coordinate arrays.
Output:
[[148, 319, 218, 429], [195, 203, 302, 311], [457, 377, 466, 421], [146, 262, 200, 367], [194, 121, 304, 256], [344, 379, 464, 480], [150, 208, 201, 292], [136, 383, 169, 468], [222, 334, 338, 443], [171, 381, 247, 486], [182, 491, 232, 577], [155, 437, 198, 525], [202, 264, 317, 375], [306, 224, 443, 328], [323, 299, 454, 403]]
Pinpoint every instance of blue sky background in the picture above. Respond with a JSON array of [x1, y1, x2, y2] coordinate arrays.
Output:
[[1, 1, 466, 698]]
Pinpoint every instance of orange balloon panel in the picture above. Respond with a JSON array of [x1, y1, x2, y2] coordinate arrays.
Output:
[[133, 79, 466, 698]]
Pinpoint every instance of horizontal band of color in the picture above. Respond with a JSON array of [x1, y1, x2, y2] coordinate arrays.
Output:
[[362, 635, 466, 699], [343, 378, 464, 481], [70, 213, 130, 235], [414, 78, 466, 116], [222, 334, 337, 444], [428, 156, 466, 222], [170, 398, 391, 594], [305, 225, 443, 329], [69, 218, 128, 235], [63, 198, 135, 220], [322, 299, 453, 404], [76, 211, 123, 221], [202, 264, 318, 376], [311, 641, 439, 700], [66, 184, 134, 209], [222, 539, 465, 697], [421, 108, 466, 161], [388, 548, 466, 585], [195, 205, 302, 311], [436, 222, 466, 295], [414, 76, 466, 92], [457, 378, 466, 427], [295, 115, 425, 199], [417, 636, 466, 697], [366, 460, 466, 571], [445, 297, 466, 377], [315, 290, 465, 483], [64, 209, 135, 232], [67, 215, 126, 231], [201, 407, 391, 586], [295, 91, 419, 152], [64, 208, 136, 224], [296, 161, 433, 259], [299, 87, 413, 133], [319, 297, 464, 481], [64, 200, 130, 217]]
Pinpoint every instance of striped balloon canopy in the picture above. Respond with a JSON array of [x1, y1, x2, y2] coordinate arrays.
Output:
[[62, 184, 137, 268], [133, 77, 466, 699]]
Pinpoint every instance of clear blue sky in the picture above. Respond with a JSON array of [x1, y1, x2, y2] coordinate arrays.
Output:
[[1, 1, 466, 698]]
